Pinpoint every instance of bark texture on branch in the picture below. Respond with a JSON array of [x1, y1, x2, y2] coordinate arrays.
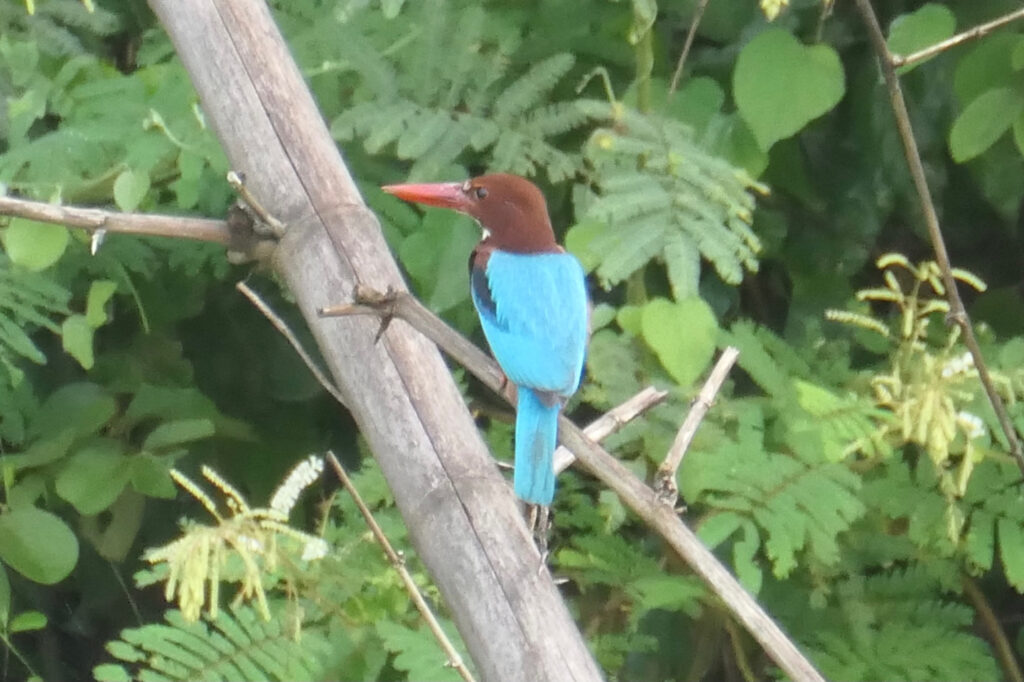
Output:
[[148, 2, 602, 680]]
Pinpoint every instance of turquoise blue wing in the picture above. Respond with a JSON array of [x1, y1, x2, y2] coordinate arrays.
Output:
[[471, 251, 588, 397]]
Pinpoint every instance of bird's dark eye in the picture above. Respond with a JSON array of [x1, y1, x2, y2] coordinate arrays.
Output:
[[474, 186, 488, 199]]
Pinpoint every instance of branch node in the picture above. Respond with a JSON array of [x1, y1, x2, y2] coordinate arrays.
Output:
[[655, 346, 739, 507], [227, 170, 286, 239]]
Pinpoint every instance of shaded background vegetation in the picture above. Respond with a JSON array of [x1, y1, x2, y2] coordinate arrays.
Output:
[[2, 0, 1024, 680]]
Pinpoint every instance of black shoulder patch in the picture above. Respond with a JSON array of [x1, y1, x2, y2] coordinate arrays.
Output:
[[471, 266, 496, 318]]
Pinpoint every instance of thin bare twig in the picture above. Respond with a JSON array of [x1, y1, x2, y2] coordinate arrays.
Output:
[[891, 7, 1024, 69], [554, 386, 668, 474], [656, 346, 739, 505], [854, 0, 1024, 477], [321, 286, 825, 682], [325, 451, 476, 682], [0, 194, 232, 244], [963, 575, 1024, 682], [814, 0, 836, 43], [668, 0, 710, 95], [236, 281, 349, 407]]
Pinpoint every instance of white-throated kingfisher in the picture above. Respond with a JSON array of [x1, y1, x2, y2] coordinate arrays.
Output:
[[382, 174, 588, 506]]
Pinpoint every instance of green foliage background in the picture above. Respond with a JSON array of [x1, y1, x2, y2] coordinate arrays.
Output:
[[2, 0, 1024, 680]]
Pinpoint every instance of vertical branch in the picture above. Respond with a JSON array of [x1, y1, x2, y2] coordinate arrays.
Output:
[[853, 0, 1024, 476]]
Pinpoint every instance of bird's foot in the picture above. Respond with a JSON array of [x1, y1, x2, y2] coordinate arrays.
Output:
[[526, 503, 551, 568]]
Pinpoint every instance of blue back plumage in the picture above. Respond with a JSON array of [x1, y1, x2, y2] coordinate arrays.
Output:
[[471, 250, 588, 505], [471, 251, 588, 397]]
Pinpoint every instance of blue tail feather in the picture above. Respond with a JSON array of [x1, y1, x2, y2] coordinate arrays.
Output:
[[514, 387, 560, 505]]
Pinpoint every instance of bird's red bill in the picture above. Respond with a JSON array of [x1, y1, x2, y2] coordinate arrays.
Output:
[[381, 182, 468, 210]]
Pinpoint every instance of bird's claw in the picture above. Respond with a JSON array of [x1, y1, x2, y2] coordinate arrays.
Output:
[[526, 503, 551, 567]]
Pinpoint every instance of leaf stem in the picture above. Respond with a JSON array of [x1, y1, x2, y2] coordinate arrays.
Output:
[[0, 630, 39, 680]]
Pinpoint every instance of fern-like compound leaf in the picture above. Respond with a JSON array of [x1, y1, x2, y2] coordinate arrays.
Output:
[[329, 4, 596, 182], [576, 104, 764, 290], [95, 606, 333, 682]]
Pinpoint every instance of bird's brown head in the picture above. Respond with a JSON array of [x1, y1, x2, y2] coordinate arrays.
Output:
[[382, 173, 557, 253]]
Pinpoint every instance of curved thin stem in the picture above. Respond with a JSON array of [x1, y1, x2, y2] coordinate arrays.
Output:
[[963, 576, 1024, 682], [669, 0, 710, 95]]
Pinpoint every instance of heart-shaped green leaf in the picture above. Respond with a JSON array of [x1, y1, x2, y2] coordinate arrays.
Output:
[[640, 297, 718, 387], [733, 29, 845, 151]]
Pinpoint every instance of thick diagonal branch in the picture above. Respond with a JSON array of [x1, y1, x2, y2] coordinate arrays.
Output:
[[321, 288, 825, 682]]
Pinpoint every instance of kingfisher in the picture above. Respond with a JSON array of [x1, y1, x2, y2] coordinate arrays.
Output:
[[383, 174, 588, 506]]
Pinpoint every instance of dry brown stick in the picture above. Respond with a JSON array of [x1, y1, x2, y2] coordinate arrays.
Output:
[[235, 281, 349, 407], [325, 451, 476, 682], [655, 347, 739, 505], [668, 0, 710, 95], [554, 386, 668, 474], [854, 0, 1024, 477], [321, 287, 825, 682], [891, 6, 1024, 68], [0, 194, 232, 244]]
